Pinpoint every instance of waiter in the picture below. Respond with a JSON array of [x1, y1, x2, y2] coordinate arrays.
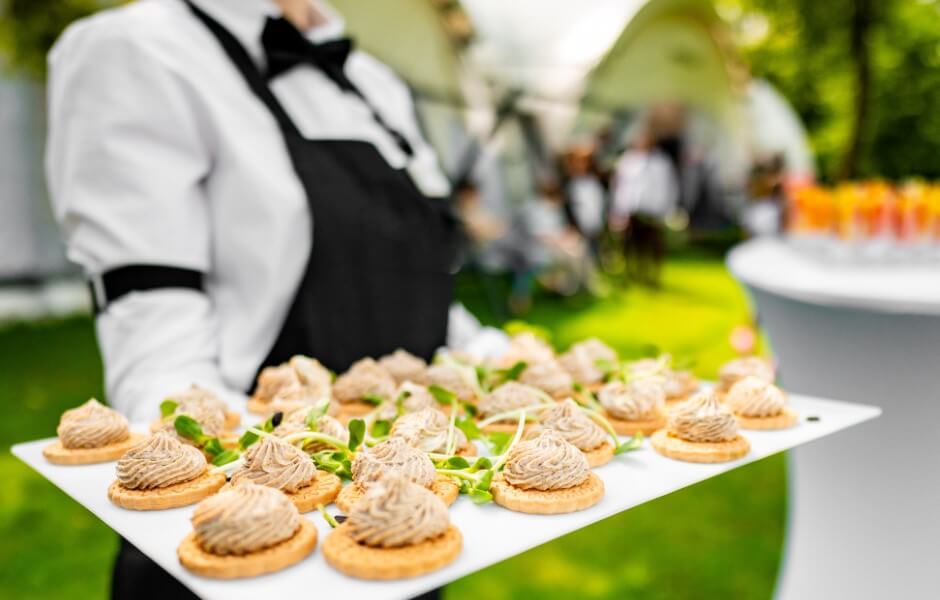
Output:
[[46, 0, 504, 597]]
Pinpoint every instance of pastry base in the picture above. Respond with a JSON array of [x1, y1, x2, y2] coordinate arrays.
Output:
[[108, 469, 226, 510], [246, 398, 273, 416], [583, 441, 615, 468], [457, 443, 478, 457], [178, 518, 317, 579], [480, 422, 534, 435], [221, 471, 342, 513], [334, 402, 376, 424], [490, 472, 604, 514], [736, 406, 799, 430], [223, 411, 241, 430], [664, 395, 693, 410], [650, 430, 750, 463], [335, 476, 459, 514], [603, 411, 666, 436], [322, 523, 461, 580], [42, 432, 146, 465], [151, 411, 241, 433]]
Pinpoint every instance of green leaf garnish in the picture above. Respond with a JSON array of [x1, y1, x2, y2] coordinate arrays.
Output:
[[318, 504, 339, 528], [475, 468, 494, 491], [395, 390, 411, 416], [461, 401, 478, 417], [474, 365, 491, 391], [159, 399, 178, 418], [486, 431, 512, 455], [260, 414, 278, 433], [305, 400, 330, 429], [238, 430, 259, 450], [370, 419, 391, 438], [203, 437, 224, 457], [174, 415, 205, 443], [499, 361, 528, 382], [446, 456, 470, 469], [455, 416, 482, 440], [347, 419, 365, 452], [471, 457, 492, 471], [211, 449, 240, 466], [614, 432, 644, 455], [468, 488, 493, 504], [428, 385, 456, 405], [362, 394, 384, 406]]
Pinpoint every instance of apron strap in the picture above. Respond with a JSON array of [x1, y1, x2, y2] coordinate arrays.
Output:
[[186, 0, 413, 157], [185, 1, 303, 138]]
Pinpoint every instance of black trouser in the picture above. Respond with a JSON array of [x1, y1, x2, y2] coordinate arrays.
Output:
[[112, 537, 442, 600], [623, 214, 665, 287]]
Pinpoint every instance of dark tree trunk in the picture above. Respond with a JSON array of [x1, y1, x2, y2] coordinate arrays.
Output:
[[839, 0, 875, 179]]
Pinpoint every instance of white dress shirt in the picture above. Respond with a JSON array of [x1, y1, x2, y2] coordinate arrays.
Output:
[[46, 0, 505, 421], [610, 149, 679, 221]]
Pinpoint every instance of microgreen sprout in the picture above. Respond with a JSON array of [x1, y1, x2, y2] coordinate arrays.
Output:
[[362, 393, 385, 406], [173, 415, 243, 467], [434, 410, 528, 504], [394, 389, 410, 417], [432, 354, 485, 399], [318, 504, 340, 528], [304, 399, 331, 429], [580, 407, 644, 455], [236, 411, 284, 451], [159, 399, 178, 419], [604, 353, 672, 384], [572, 382, 603, 411], [485, 360, 528, 390], [475, 402, 556, 429], [429, 384, 477, 418], [485, 431, 513, 455], [277, 417, 366, 480], [370, 419, 392, 439]]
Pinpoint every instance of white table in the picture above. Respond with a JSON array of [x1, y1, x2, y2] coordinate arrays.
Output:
[[14, 394, 877, 600], [728, 238, 940, 600]]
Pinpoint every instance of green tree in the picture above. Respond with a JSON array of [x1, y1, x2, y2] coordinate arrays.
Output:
[[0, 0, 121, 77], [727, 0, 940, 180]]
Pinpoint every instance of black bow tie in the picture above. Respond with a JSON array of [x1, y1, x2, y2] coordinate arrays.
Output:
[[259, 16, 414, 157], [262, 17, 354, 87]]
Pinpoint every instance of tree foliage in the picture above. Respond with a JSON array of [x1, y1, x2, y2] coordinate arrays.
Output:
[[3, 0, 939, 180], [725, 0, 940, 181], [0, 0, 122, 77]]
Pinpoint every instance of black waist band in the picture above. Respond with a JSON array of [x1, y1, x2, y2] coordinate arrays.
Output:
[[89, 265, 204, 314]]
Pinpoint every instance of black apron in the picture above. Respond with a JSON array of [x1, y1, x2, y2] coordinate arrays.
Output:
[[206, 18, 457, 376], [112, 4, 455, 598]]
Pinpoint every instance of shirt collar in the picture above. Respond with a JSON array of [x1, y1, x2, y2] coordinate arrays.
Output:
[[183, 0, 347, 65]]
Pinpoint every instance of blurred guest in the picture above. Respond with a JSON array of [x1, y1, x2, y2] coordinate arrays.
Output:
[[609, 128, 679, 287], [513, 180, 590, 311], [561, 144, 607, 261], [742, 153, 787, 236]]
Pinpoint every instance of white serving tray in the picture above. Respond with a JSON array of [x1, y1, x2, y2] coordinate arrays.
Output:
[[12, 394, 879, 600]]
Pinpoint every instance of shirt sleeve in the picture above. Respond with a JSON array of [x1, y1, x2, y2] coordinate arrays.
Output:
[[46, 20, 243, 421]]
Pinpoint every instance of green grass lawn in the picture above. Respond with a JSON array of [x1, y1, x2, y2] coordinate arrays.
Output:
[[0, 255, 786, 599]]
